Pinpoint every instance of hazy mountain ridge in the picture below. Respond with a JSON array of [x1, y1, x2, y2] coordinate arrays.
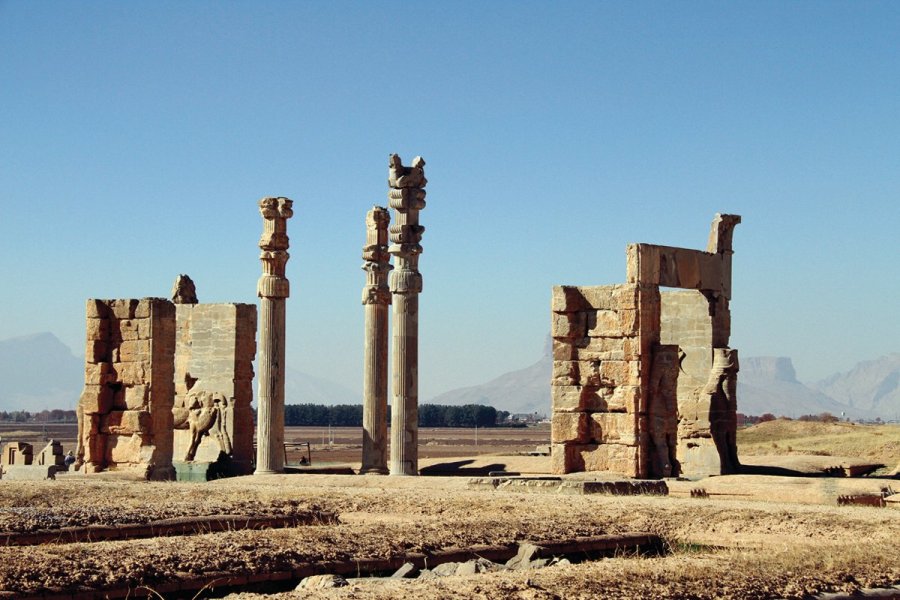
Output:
[[0, 332, 83, 411], [738, 356, 872, 419], [812, 353, 900, 418], [1, 332, 898, 420]]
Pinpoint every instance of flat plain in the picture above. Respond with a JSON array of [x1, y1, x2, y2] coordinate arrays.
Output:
[[0, 421, 897, 599]]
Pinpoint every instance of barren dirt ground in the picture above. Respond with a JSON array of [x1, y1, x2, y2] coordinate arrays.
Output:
[[0, 423, 897, 599]]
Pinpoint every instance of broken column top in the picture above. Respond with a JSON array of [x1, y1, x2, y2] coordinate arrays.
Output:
[[388, 154, 427, 189], [171, 274, 198, 305]]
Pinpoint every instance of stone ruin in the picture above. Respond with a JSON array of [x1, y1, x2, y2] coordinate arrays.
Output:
[[551, 214, 741, 479], [1, 440, 66, 480], [360, 154, 427, 476], [74, 284, 257, 479]]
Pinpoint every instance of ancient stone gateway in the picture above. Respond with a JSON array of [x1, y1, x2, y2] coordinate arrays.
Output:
[[74, 280, 258, 479], [550, 214, 741, 479]]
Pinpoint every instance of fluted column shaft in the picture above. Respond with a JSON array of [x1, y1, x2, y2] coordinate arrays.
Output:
[[390, 293, 418, 474], [387, 154, 426, 476], [361, 206, 391, 474], [254, 196, 293, 475]]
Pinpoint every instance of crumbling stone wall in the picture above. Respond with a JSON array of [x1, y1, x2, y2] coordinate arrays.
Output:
[[76, 298, 176, 480], [550, 284, 658, 476], [551, 214, 741, 479], [173, 303, 257, 473]]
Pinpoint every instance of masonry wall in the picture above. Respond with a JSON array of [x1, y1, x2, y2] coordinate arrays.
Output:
[[173, 303, 257, 471], [80, 298, 175, 479], [550, 284, 660, 477]]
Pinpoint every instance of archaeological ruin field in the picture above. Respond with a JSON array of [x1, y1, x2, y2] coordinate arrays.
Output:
[[0, 420, 898, 599]]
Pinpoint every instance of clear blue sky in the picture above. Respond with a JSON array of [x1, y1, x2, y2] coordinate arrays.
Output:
[[1, 2, 898, 402]]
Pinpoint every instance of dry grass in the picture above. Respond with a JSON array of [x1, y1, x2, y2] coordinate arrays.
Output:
[[737, 420, 900, 465]]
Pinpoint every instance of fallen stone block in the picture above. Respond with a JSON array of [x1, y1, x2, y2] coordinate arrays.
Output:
[[2, 465, 60, 481], [295, 574, 347, 590], [391, 562, 418, 578]]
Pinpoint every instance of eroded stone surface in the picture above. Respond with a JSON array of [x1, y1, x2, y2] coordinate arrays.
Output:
[[551, 214, 741, 478]]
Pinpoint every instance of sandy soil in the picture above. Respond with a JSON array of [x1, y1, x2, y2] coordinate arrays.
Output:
[[0, 468, 897, 599], [0, 422, 896, 598]]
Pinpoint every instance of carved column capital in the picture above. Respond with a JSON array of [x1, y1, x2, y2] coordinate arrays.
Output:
[[387, 155, 426, 297], [362, 206, 392, 306], [258, 197, 293, 300]]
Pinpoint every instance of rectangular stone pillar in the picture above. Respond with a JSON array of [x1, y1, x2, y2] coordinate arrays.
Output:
[[549, 284, 659, 477], [173, 303, 257, 473], [77, 298, 175, 480]]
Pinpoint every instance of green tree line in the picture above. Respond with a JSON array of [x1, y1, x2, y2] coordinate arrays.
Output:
[[284, 403, 509, 427]]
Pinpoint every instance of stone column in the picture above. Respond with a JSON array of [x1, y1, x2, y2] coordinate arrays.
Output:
[[387, 154, 427, 476], [254, 196, 293, 475], [360, 206, 392, 474]]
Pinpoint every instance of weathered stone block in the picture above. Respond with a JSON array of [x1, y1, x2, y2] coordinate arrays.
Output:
[[80, 385, 113, 415], [115, 340, 150, 362], [551, 361, 578, 386], [551, 412, 589, 444], [552, 339, 578, 361], [551, 311, 587, 339], [113, 362, 148, 385], [110, 299, 139, 319], [607, 385, 641, 413], [553, 385, 607, 413], [85, 340, 109, 363], [599, 360, 641, 386], [573, 336, 639, 361], [84, 362, 114, 385], [105, 433, 149, 464], [587, 310, 621, 336], [86, 299, 113, 319], [590, 413, 641, 444], [115, 318, 150, 341], [101, 410, 151, 435], [123, 385, 148, 410], [85, 318, 110, 341]]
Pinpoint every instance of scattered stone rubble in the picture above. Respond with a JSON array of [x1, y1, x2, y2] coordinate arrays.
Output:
[[551, 213, 742, 479]]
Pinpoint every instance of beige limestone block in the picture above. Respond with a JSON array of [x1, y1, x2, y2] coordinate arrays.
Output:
[[110, 299, 139, 320], [85, 340, 109, 364], [607, 385, 641, 413], [573, 336, 639, 361], [84, 362, 114, 385], [617, 309, 640, 336], [115, 340, 150, 362], [80, 386, 113, 415], [551, 286, 590, 312], [553, 386, 609, 413], [598, 360, 641, 387], [113, 362, 148, 385], [552, 339, 578, 361], [85, 318, 110, 341], [551, 312, 586, 339], [101, 410, 151, 435], [123, 385, 148, 409], [134, 298, 156, 318], [116, 319, 150, 341], [587, 310, 621, 336], [551, 443, 639, 476], [551, 412, 589, 444], [552, 361, 579, 386], [590, 413, 641, 444], [105, 433, 148, 464], [86, 299, 110, 319], [553, 285, 641, 312]]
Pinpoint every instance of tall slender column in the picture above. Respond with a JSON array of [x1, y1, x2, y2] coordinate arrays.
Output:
[[387, 154, 426, 476], [360, 206, 392, 474], [254, 196, 293, 475]]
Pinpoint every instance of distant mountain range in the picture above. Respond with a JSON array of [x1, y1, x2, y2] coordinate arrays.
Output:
[[0, 332, 83, 412], [1, 332, 898, 421]]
